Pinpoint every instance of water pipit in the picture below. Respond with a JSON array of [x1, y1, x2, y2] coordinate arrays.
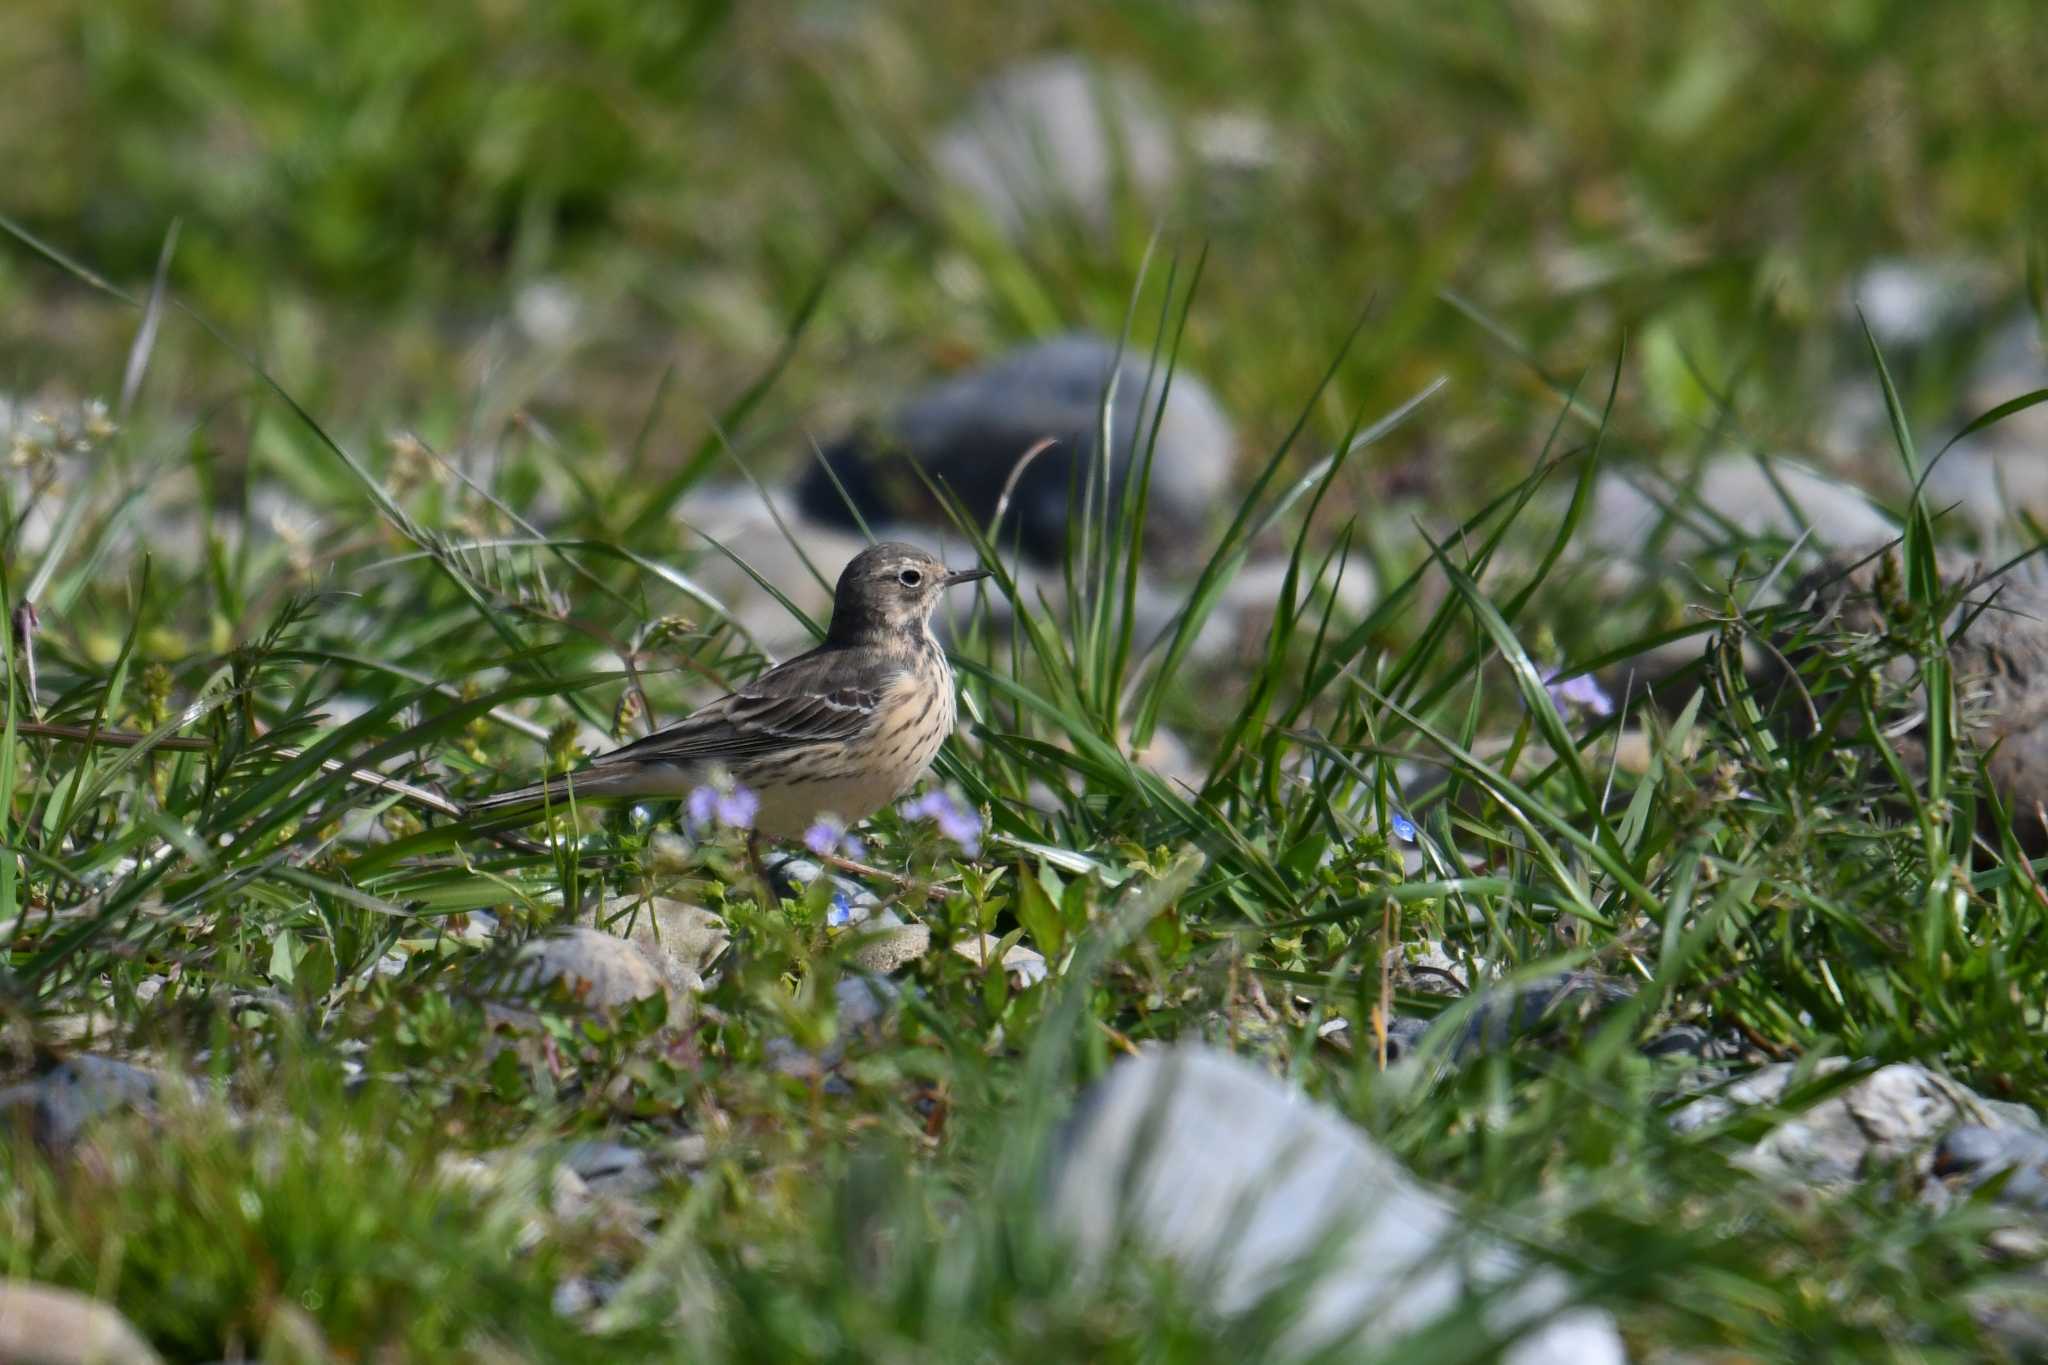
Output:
[[473, 542, 988, 851]]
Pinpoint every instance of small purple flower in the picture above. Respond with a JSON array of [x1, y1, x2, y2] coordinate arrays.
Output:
[[900, 789, 983, 858], [1542, 668, 1613, 719], [687, 781, 758, 833], [685, 784, 718, 833], [715, 784, 759, 830], [802, 817, 867, 860]]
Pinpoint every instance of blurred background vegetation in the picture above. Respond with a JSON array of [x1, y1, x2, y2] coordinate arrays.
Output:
[[4, 4, 2048, 1358], [4, 0, 2043, 506]]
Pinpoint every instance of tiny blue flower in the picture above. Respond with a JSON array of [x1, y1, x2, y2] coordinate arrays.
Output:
[[825, 891, 856, 928], [1390, 810, 1417, 843], [803, 819, 843, 857]]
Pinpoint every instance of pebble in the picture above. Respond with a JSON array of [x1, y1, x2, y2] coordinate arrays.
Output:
[[1933, 1124, 2048, 1212], [605, 896, 727, 1010], [1923, 312, 2048, 531], [0, 1056, 190, 1153], [1670, 1058, 2036, 1187], [1841, 257, 2001, 349], [668, 484, 874, 658], [930, 55, 1179, 237], [508, 927, 672, 1019], [0, 1281, 159, 1365], [795, 334, 1235, 568], [768, 855, 931, 973], [764, 976, 901, 1078], [1048, 1044, 1625, 1363], [1586, 455, 1895, 577], [949, 934, 1048, 985]]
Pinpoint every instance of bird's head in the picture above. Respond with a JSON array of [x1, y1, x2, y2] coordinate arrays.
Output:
[[827, 542, 989, 644]]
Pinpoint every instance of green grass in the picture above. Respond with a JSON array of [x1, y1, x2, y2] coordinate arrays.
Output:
[[2, 2, 2047, 1359]]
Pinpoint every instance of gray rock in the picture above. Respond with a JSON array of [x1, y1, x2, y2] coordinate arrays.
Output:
[[605, 896, 727, 1008], [765, 854, 931, 971], [764, 975, 901, 1078], [563, 1140, 661, 1201], [1842, 257, 2002, 349], [1924, 312, 2048, 530], [509, 927, 670, 1018], [1671, 1059, 2031, 1186], [670, 484, 873, 658], [796, 334, 1234, 567], [1049, 1044, 1626, 1363], [1587, 456, 1896, 577], [0, 1056, 188, 1153], [436, 1147, 596, 1255], [1933, 1124, 2048, 1212], [0, 1281, 160, 1364], [931, 55, 1179, 237]]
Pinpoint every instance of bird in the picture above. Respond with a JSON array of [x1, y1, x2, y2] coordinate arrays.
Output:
[[470, 542, 989, 841]]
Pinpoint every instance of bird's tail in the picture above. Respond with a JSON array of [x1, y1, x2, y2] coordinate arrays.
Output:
[[468, 774, 584, 819], [467, 765, 672, 820]]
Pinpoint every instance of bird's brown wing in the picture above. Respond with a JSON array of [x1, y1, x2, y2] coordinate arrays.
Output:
[[587, 644, 901, 769]]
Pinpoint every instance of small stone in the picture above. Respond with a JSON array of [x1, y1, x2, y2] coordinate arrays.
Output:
[[764, 976, 901, 1077], [847, 922, 930, 975], [0, 1056, 190, 1153], [949, 934, 1047, 985], [562, 1140, 660, 1200], [669, 484, 873, 657], [1587, 456, 1895, 576], [605, 896, 727, 1013], [1924, 312, 2048, 530], [0, 1282, 160, 1365], [931, 55, 1179, 237], [1049, 1045, 1625, 1363], [1933, 1124, 2048, 1211], [510, 928, 670, 1017], [1672, 1060, 2021, 1187], [796, 334, 1234, 568], [1842, 257, 2000, 348]]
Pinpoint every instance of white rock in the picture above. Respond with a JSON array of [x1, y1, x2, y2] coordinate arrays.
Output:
[[514, 277, 583, 348], [1587, 455, 1895, 576], [1924, 313, 2048, 529], [1050, 1045, 1625, 1363], [1842, 257, 2000, 349], [1672, 1059, 2029, 1186], [932, 55, 1179, 237], [0, 1282, 159, 1365], [671, 485, 871, 659], [511, 927, 670, 1016], [605, 896, 727, 1003]]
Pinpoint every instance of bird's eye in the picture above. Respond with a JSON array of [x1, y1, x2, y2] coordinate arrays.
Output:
[[898, 568, 925, 587]]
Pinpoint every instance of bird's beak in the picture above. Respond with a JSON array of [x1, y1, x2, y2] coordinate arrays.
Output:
[[943, 566, 991, 588]]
